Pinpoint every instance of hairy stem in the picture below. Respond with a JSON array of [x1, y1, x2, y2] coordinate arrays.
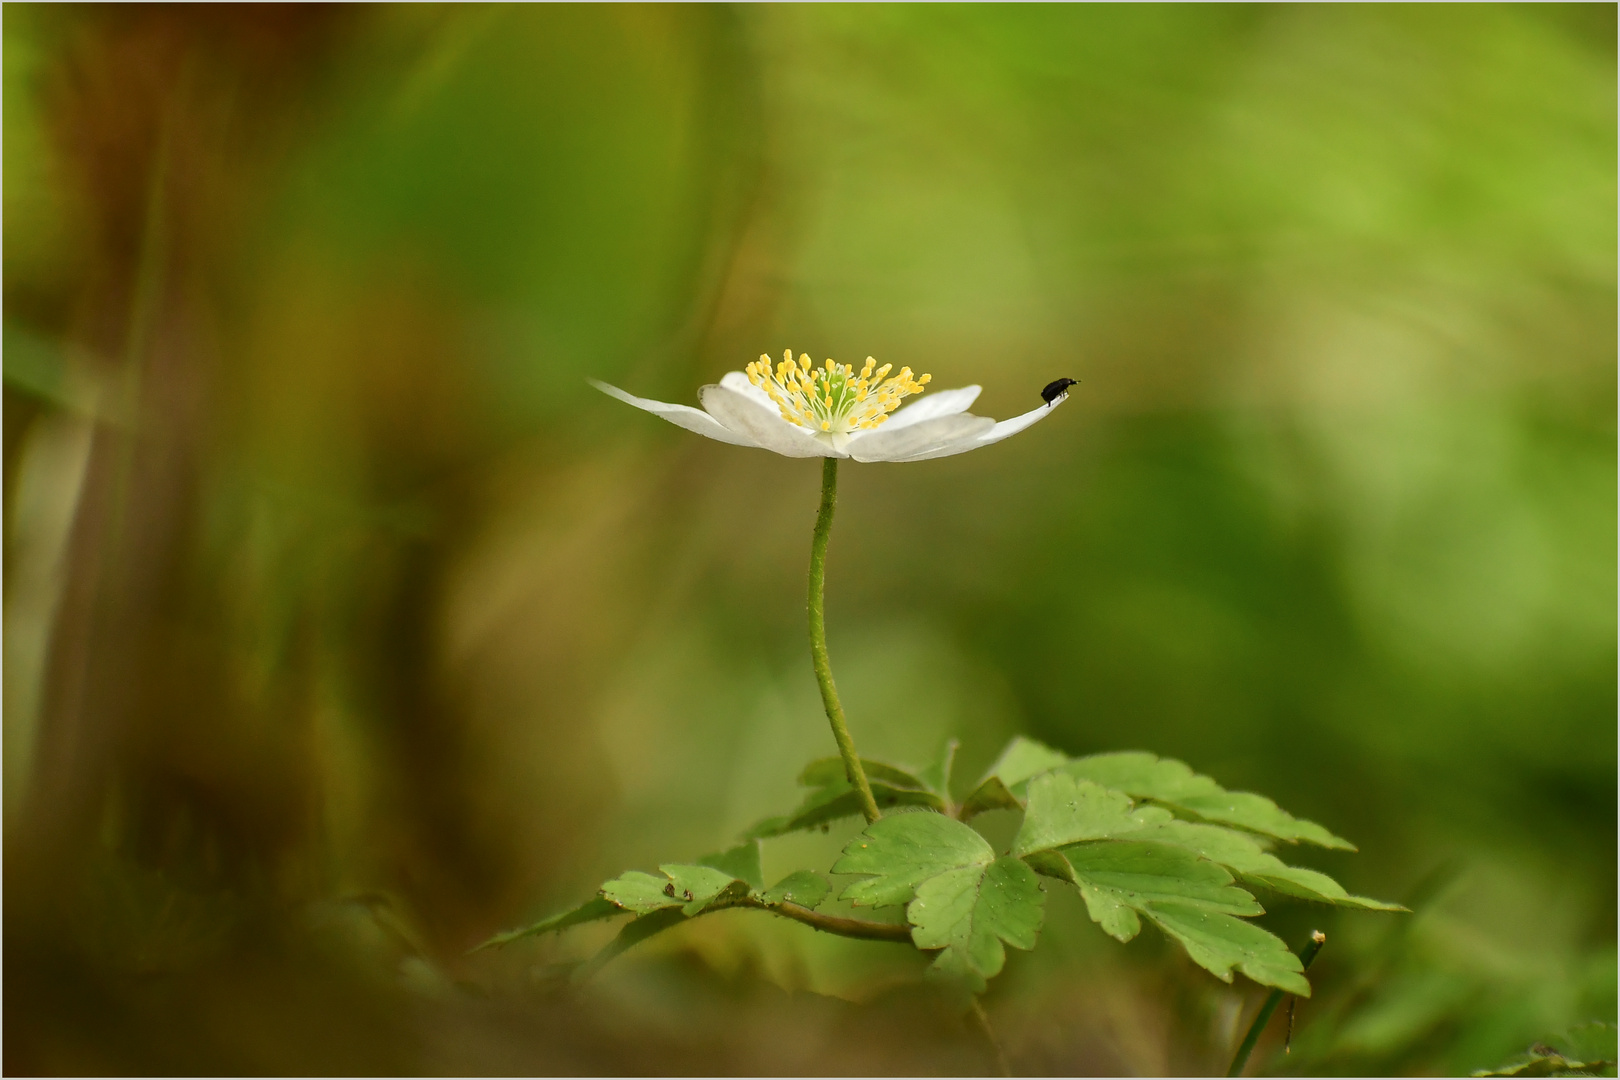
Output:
[[1226, 930, 1327, 1077], [809, 457, 881, 824]]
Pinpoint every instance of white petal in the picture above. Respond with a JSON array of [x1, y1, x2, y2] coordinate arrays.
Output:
[[972, 396, 1066, 449], [883, 392, 1071, 462], [847, 413, 995, 462], [881, 434, 997, 462], [718, 370, 778, 412], [880, 385, 982, 431], [590, 379, 759, 447], [699, 384, 842, 458]]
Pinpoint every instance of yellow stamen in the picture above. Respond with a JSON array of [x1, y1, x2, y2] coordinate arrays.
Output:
[[745, 350, 931, 437]]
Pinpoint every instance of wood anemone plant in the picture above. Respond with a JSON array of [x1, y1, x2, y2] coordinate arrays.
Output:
[[480, 355, 1404, 1072]]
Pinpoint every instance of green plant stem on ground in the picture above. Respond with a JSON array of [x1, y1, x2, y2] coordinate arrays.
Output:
[[809, 457, 881, 824], [1227, 930, 1327, 1077]]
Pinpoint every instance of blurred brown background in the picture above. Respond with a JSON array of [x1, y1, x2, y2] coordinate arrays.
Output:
[[4, 4, 1614, 1075]]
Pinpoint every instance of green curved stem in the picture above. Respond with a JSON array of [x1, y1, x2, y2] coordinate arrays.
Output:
[[1226, 930, 1327, 1077], [808, 458, 881, 824]]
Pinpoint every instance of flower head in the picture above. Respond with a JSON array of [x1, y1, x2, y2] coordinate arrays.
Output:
[[592, 350, 1071, 463]]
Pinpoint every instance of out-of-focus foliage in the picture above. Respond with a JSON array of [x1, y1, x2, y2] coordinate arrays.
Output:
[[4, 4, 1612, 1074], [1471, 1021, 1617, 1078]]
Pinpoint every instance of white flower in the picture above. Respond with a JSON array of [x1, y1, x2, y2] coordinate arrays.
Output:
[[591, 350, 1070, 462]]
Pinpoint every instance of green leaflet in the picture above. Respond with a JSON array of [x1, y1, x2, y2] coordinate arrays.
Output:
[[761, 871, 830, 910], [1143, 900, 1311, 996], [795, 742, 955, 801], [744, 768, 947, 839], [519, 858, 803, 979], [798, 756, 932, 791], [1120, 819, 1404, 911], [1056, 841, 1263, 943], [914, 739, 959, 802], [959, 736, 1070, 818], [601, 870, 684, 914], [473, 847, 764, 952], [602, 864, 750, 917], [958, 776, 1021, 820], [660, 864, 751, 916], [832, 811, 995, 907], [909, 856, 1045, 992], [1472, 1022, 1618, 1078], [1472, 1053, 1618, 1078], [1560, 1023, 1618, 1069], [577, 907, 689, 981], [995, 768, 1324, 996], [960, 738, 1356, 855], [1011, 771, 1171, 856], [1021, 849, 1076, 883], [473, 895, 623, 951], [981, 736, 1071, 791], [1062, 751, 1354, 850], [698, 840, 765, 891], [834, 813, 1044, 990]]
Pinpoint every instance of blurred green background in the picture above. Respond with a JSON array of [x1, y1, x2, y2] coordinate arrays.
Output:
[[4, 4, 1614, 1075]]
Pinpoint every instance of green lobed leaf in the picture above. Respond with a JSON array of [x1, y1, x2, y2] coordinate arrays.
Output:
[[659, 863, 750, 916], [697, 840, 764, 891], [1062, 751, 1355, 850], [1056, 841, 1263, 943], [914, 739, 960, 802], [832, 811, 995, 907], [557, 859, 763, 980], [576, 907, 689, 981], [1562, 1023, 1619, 1066], [601, 870, 684, 914], [473, 895, 623, 951], [1020, 849, 1076, 883], [1143, 900, 1311, 995], [742, 813, 793, 839], [744, 776, 946, 839], [1011, 771, 1171, 856], [1472, 1054, 1617, 1078], [833, 808, 1047, 992], [981, 736, 1071, 790], [959, 736, 1070, 818], [799, 756, 932, 790], [760, 871, 830, 910], [1119, 819, 1404, 910], [475, 844, 769, 953], [1472, 1023, 1619, 1078], [602, 864, 752, 918], [958, 776, 1021, 820], [909, 856, 1045, 992]]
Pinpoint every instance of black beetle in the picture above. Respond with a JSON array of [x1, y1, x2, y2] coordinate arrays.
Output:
[[1041, 377, 1079, 404]]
